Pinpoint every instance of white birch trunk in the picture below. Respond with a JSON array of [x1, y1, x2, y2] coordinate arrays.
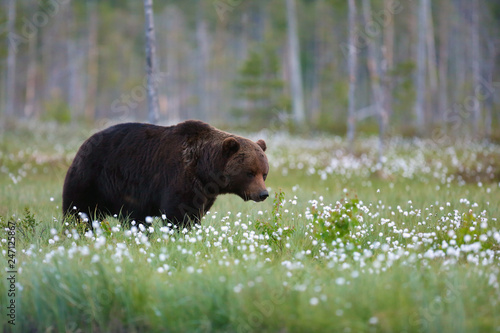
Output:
[[6, 0, 17, 118], [471, 0, 481, 136], [144, 0, 160, 124], [285, 0, 305, 125], [426, 1, 438, 121], [362, 0, 385, 163], [196, 13, 210, 121], [347, 0, 357, 146], [415, 0, 428, 133], [24, 34, 36, 118], [383, 0, 394, 120], [484, 41, 496, 141], [438, 0, 449, 125], [85, 1, 98, 122]]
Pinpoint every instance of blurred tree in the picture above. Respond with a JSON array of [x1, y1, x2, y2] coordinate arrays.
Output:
[[5, 0, 17, 119], [23, 34, 36, 118], [362, 0, 386, 162], [286, 0, 305, 126], [426, 1, 437, 122], [451, 0, 466, 124], [415, 0, 428, 133], [195, 1, 210, 121], [346, 0, 357, 147], [144, 0, 160, 124], [437, 0, 449, 125], [306, 0, 326, 123], [471, 0, 481, 136], [84, 0, 98, 122], [232, 45, 289, 127], [484, 39, 498, 142], [383, 0, 394, 121], [0, 0, 498, 137]]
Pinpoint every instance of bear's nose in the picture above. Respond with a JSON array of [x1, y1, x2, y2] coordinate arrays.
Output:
[[259, 190, 269, 201]]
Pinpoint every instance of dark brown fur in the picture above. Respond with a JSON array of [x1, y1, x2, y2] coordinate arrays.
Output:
[[62, 120, 269, 227]]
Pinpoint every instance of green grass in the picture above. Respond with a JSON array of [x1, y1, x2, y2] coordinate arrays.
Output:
[[1, 121, 500, 332]]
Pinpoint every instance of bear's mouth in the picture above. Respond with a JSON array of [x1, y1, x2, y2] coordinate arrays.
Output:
[[240, 193, 251, 201], [242, 191, 269, 202], [240, 192, 254, 202]]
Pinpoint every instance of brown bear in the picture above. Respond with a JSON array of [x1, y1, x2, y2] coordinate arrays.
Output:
[[62, 120, 269, 227]]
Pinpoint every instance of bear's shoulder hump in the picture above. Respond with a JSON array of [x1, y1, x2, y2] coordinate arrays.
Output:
[[176, 120, 214, 136]]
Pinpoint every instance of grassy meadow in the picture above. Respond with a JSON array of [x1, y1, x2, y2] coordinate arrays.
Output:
[[1, 121, 500, 332]]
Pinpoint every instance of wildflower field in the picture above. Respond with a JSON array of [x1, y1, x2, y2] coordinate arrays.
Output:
[[1, 122, 500, 332]]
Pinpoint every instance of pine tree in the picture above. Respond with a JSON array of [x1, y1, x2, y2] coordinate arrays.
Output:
[[232, 46, 290, 128]]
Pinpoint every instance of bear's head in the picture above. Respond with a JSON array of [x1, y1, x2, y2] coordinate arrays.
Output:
[[222, 137, 269, 202]]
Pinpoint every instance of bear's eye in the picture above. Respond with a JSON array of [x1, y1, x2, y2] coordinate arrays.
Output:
[[263, 174, 267, 181], [247, 172, 255, 179]]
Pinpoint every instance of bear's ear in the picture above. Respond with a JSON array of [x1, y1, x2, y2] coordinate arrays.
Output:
[[256, 139, 266, 152], [223, 137, 240, 157]]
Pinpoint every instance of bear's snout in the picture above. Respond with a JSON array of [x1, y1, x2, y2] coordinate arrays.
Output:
[[259, 190, 269, 201], [248, 189, 268, 202]]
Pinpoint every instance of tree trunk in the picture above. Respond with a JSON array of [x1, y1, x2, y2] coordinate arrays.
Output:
[[362, 0, 385, 163], [484, 40, 495, 142], [144, 0, 160, 124], [347, 0, 357, 147], [66, 4, 83, 119], [84, 1, 98, 122], [383, 0, 394, 120], [438, 0, 449, 126], [415, 0, 428, 133], [453, 0, 466, 117], [196, 3, 210, 121], [471, 0, 481, 136], [24, 33, 37, 118], [285, 0, 305, 126], [426, 1, 438, 122], [164, 7, 182, 123], [6, 0, 17, 119], [308, 0, 324, 124]]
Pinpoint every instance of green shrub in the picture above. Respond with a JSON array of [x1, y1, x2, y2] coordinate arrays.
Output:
[[255, 189, 295, 251], [310, 196, 362, 243]]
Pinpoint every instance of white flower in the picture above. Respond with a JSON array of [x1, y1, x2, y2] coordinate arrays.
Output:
[[309, 297, 319, 306], [335, 277, 345, 285]]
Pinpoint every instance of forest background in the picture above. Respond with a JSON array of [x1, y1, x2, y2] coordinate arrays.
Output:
[[1, 0, 500, 140]]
